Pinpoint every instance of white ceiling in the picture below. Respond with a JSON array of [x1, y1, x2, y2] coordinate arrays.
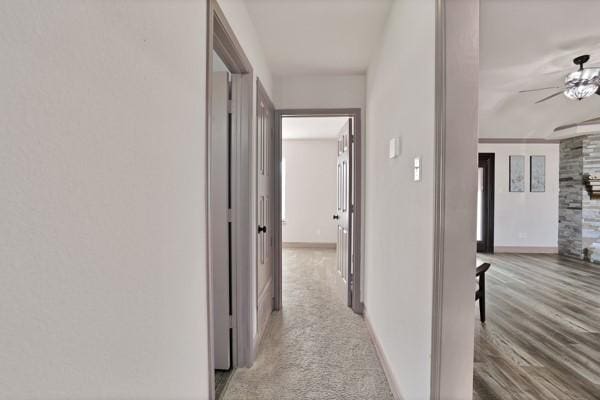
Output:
[[244, 0, 392, 76], [480, 0, 600, 139], [282, 116, 348, 140]]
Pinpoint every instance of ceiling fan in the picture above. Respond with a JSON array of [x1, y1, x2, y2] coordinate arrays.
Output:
[[519, 55, 600, 104]]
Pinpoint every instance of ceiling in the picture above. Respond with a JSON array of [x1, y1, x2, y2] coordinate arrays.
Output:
[[245, 0, 392, 76], [480, 0, 600, 139], [282, 117, 348, 140]]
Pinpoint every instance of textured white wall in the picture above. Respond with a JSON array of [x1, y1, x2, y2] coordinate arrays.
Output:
[[0, 1, 210, 399], [363, 1, 436, 398], [479, 143, 559, 249], [282, 139, 338, 244]]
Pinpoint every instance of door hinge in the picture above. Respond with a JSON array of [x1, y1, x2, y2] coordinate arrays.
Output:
[[227, 99, 233, 114], [229, 314, 234, 329], [227, 208, 232, 222]]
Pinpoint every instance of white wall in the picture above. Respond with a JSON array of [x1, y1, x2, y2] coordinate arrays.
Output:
[[275, 74, 365, 110], [1, 1, 209, 399], [363, 1, 436, 399], [282, 139, 338, 244], [479, 143, 559, 250]]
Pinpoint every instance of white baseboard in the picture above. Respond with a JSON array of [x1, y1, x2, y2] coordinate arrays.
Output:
[[282, 242, 336, 249], [494, 246, 558, 254], [363, 308, 403, 400]]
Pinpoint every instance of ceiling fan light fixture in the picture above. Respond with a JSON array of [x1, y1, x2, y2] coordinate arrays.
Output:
[[564, 68, 600, 100], [564, 83, 599, 100]]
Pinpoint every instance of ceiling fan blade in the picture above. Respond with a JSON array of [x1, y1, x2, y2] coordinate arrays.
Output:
[[535, 91, 564, 104], [519, 86, 561, 93]]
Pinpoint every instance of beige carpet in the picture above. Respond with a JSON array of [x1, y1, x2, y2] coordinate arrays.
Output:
[[222, 248, 394, 400]]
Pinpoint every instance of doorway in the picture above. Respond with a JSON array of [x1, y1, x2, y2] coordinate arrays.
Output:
[[274, 109, 363, 314], [210, 50, 233, 397], [206, 1, 255, 399], [477, 153, 495, 253]]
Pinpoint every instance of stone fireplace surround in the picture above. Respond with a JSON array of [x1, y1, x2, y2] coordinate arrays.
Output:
[[559, 134, 600, 263]]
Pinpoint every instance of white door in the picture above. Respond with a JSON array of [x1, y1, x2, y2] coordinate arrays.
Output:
[[334, 119, 353, 306], [211, 71, 231, 370], [256, 84, 274, 337]]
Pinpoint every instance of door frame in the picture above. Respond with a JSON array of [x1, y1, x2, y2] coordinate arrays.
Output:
[[273, 108, 363, 314], [477, 153, 495, 253], [430, 0, 479, 398], [206, 1, 254, 398]]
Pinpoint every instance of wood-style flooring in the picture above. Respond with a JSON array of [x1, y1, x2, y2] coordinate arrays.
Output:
[[474, 253, 600, 400]]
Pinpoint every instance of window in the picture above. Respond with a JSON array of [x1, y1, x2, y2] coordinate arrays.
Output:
[[477, 167, 483, 241], [281, 157, 286, 222]]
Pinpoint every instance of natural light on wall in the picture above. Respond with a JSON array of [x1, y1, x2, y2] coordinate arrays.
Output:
[[281, 158, 286, 222], [477, 167, 483, 241]]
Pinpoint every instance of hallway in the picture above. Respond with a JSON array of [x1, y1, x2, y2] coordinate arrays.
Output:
[[221, 248, 394, 400]]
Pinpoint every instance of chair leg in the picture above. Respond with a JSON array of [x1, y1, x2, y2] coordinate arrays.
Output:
[[479, 296, 485, 323], [479, 275, 486, 323]]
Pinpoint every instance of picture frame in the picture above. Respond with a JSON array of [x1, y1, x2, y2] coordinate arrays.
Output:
[[509, 155, 525, 192], [530, 155, 545, 192]]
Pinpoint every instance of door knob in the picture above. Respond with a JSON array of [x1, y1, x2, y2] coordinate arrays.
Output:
[[258, 225, 267, 233], [332, 214, 339, 220]]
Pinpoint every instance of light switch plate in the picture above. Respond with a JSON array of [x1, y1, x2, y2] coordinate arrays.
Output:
[[389, 137, 400, 159], [414, 157, 421, 181]]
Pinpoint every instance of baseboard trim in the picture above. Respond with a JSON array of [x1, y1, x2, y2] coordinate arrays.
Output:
[[282, 242, 336, 249], [494, 246, 558, 254], [363, 308, 403, 400]]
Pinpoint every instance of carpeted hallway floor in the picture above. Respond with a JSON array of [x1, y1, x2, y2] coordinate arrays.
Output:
[[221, 247, 394, 400]]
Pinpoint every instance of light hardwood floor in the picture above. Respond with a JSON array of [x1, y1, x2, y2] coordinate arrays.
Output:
[[474, 253, 600, 400]]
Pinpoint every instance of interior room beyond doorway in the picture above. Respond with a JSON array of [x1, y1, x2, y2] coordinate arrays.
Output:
[[281, 116, 348, 249], [277, 110, 363, 314]]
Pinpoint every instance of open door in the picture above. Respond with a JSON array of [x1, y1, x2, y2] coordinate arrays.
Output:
[[211, 70, 231, 370], [333, 118, 353, 307], [256, 80, 275, 341]]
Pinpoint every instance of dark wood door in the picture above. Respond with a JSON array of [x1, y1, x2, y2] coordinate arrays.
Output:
[[477, 153, 495, 253]]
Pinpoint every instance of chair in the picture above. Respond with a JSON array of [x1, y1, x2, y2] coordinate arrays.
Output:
[[476, 263, 491, 323]]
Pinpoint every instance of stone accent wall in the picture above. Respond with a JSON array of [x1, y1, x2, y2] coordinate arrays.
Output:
[[559, 134, 600, 263], [582, 135, 600, 263], [559, 137, 583, 258]]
